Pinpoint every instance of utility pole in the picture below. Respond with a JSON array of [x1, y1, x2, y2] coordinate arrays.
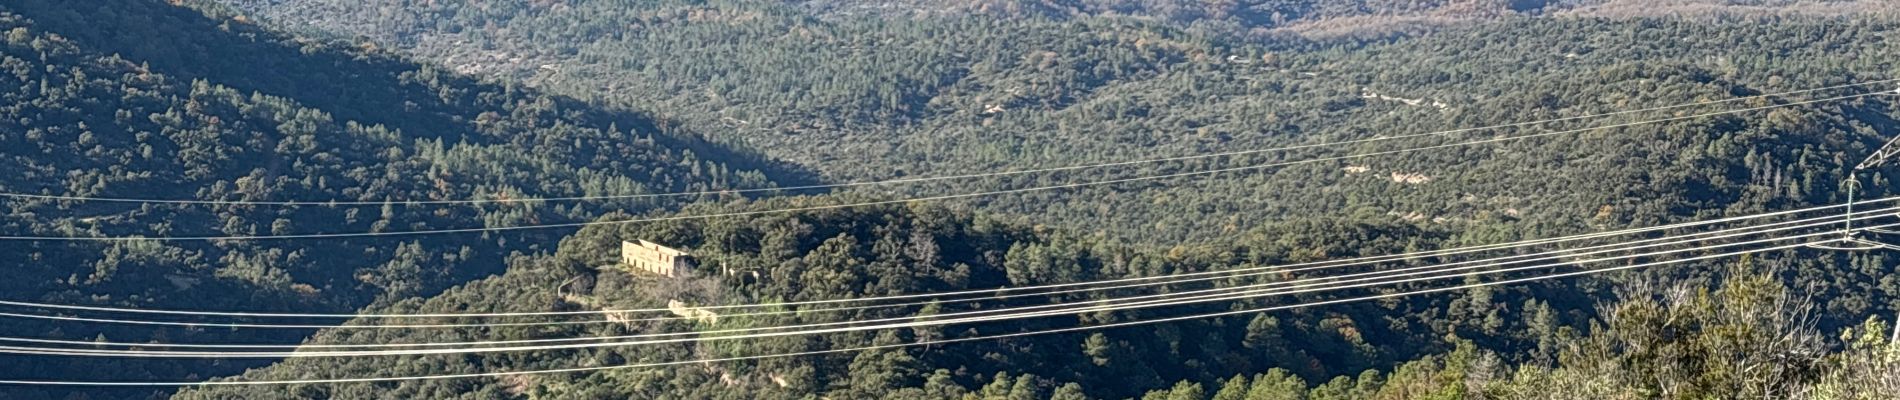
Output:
[[1844, 173, 1860, 236]]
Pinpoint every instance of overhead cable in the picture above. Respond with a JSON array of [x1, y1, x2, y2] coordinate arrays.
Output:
[[5, 216, 1877, 358], [0, 239, 1816, 386], [6, 79, 1891, 207], [1, 92, 1881, 242], [3, 201, 1890, 332]]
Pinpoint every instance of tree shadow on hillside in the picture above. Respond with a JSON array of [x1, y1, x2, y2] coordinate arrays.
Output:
[[4, 0, 817, 187]]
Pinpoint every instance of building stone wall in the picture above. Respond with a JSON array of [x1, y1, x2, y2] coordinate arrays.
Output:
[[622, 240, 693, 277]]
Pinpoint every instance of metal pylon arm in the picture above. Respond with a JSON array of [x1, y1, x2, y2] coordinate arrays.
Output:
[[1858, 132, 1900, 170], [1852, 237, 1900, 251], [1807, 240, 1882, 251], [1863, 225, 1900, 235]]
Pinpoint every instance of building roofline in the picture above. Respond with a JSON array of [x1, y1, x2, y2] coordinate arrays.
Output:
[[630, 239, 690, 257]]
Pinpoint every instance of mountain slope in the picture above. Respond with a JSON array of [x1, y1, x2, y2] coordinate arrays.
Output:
[[209, 0, 1900, 245], [0, 0, 798, 397], [153, 2, 1900, 399], [169, 198, 1898, 399], [13, 1, 1900, 399]]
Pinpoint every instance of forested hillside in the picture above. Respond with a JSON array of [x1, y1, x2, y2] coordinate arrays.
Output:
[[171, 202, 1900, 399], [212, 0, 1900, 246], [9, 0, 1900, 399], [219, 0, 1897, 42], [0, 0, 793, 397], [166, 202, 1653, 399]]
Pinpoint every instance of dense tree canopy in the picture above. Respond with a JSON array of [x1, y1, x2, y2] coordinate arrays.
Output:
[[213, 0, 1900, 247], [3, 0, 1900, 399], [0, 1, 793, 397]]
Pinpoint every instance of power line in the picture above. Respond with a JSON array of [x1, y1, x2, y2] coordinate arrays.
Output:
[[2, 92, 1881, 242], [4, 204, 1878, 350], [4, 200, 1890, 332], [7, 79, 1892, 207], [0, 239, 1819, 386], [8, 216, 1878, 358], [0, 206, 1876, 352], [8, 196, 1882, 319]]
